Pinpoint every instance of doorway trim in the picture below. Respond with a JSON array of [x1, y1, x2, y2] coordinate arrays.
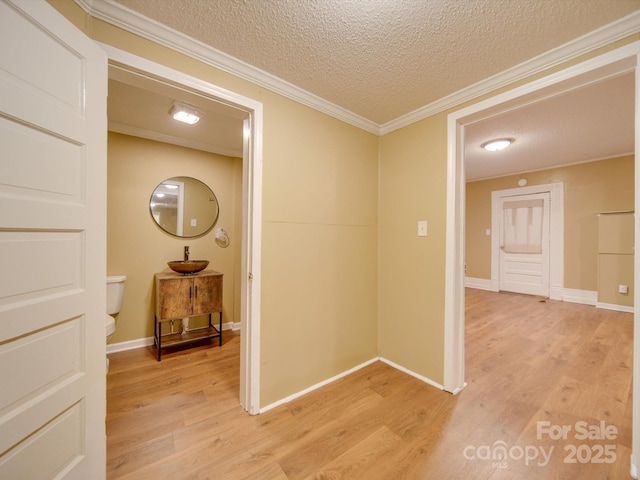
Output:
[[444, 40, 640, 475], [491, 183, 563, 299], [102, 44, 263, 414]]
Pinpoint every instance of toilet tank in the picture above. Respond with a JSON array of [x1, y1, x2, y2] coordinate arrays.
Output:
[[106, 275, 127, 315]]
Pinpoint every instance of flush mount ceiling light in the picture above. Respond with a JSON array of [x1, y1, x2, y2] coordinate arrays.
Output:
[[168, 102, 201, 124], [481, 138, 514, 152]]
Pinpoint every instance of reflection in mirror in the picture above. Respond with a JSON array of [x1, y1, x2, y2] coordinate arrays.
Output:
[[149, 176, 219, 238]]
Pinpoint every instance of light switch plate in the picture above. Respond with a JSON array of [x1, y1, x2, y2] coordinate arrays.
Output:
[[190, 219, 197, 227], [418, 220, 428, 237]]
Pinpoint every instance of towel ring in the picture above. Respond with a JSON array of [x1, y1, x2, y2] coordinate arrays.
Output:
[[214, 228, 230, 248]]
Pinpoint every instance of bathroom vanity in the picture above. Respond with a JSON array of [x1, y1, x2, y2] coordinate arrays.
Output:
[[154, 270, 223, 361]]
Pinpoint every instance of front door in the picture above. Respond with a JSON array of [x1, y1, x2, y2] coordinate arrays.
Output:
[[498, 192, 550, 297], [0, 1, 107, 478]]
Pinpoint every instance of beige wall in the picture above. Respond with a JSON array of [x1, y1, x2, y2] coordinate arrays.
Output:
[[465, 156, 634, 291], [107, 133, 242, 342], [378, 118, 448, 383], [259, 97, 379, 403], [51, 0, 639, 406], [376, 32, 638, 386], [51, 1, 380, 407]]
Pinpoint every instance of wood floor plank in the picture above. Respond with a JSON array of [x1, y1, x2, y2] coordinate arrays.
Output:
[[301, 426, 402, 480], [106, 290, 634, 479], [107, 432, 175, 478]]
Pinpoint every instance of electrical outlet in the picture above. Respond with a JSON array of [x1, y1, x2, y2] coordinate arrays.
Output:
[[618, 284, 628, 294]]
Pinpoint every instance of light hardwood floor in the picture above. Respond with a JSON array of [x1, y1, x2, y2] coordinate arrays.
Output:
[[107, 289, 634, 479]]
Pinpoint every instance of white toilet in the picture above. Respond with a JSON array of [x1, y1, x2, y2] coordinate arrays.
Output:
[[106, 275, 126, 370]]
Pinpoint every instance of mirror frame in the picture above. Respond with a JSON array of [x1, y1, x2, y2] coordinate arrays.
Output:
[[149, 176, 220, 238]]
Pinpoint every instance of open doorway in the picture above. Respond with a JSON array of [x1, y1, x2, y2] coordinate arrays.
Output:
[[103, 45, 263, 414], [445, 41, 639, 473]]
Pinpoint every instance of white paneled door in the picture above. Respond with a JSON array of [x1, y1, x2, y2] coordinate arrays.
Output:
[[498, 192, 551, 297], [0, 1, 107, 479]]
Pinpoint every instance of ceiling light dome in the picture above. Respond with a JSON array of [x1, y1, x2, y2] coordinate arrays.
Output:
[[482, 138, 514, 152]]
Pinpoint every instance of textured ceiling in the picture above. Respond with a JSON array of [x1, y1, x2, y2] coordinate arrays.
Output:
[[100, 0, 638, 181], [464, 71, 635, 180], [112, 0, 639, 124]]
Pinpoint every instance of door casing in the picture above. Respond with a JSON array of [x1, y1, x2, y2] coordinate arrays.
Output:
[[445, 40, 640, 476], [101, 44, 264, 414]]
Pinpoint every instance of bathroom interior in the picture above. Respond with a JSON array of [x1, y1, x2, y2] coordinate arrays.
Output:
[[105, 65, 246, 366]]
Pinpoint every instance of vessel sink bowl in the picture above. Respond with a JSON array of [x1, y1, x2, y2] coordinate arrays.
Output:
[[167, 260, 209, 274]]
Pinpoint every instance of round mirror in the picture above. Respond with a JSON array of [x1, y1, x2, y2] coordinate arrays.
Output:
[[149, 176, 219, 238]]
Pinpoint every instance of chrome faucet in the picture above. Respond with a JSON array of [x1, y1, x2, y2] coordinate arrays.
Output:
[[184, 245, 190, 261]]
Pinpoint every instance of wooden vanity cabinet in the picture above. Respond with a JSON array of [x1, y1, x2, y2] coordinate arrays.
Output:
[[154, 270, 223, 361]]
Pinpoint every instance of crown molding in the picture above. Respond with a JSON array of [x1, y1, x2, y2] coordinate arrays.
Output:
[[108, 121, 243, 158], [75, 1, 639, 137], [74, 0, 381, 135], [380, 10, 640, 135]]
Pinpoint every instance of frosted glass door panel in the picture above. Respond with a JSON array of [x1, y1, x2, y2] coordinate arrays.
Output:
[[499, 193, 550, 297]]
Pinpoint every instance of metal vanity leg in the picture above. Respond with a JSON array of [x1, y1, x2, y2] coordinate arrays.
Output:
[[219, 311, 223, 346], [156, 316, 162, 362]]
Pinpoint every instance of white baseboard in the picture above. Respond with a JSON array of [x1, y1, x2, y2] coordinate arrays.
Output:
[[379, 357, 445, 391], [596, 302, 634, 313], [562, 288, 598, 305], [549, 286, 563, 301], [259, 356, 446, 414], [631, 458, 638, 479], [560, 288, 634, 313], [464, 277, 498, 291], [447, 382, 468, 395], [464, 284, 621, 312], [107, 336, 154, 354], [106, 321, 238, 354], [259, 357, 379, 413]]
